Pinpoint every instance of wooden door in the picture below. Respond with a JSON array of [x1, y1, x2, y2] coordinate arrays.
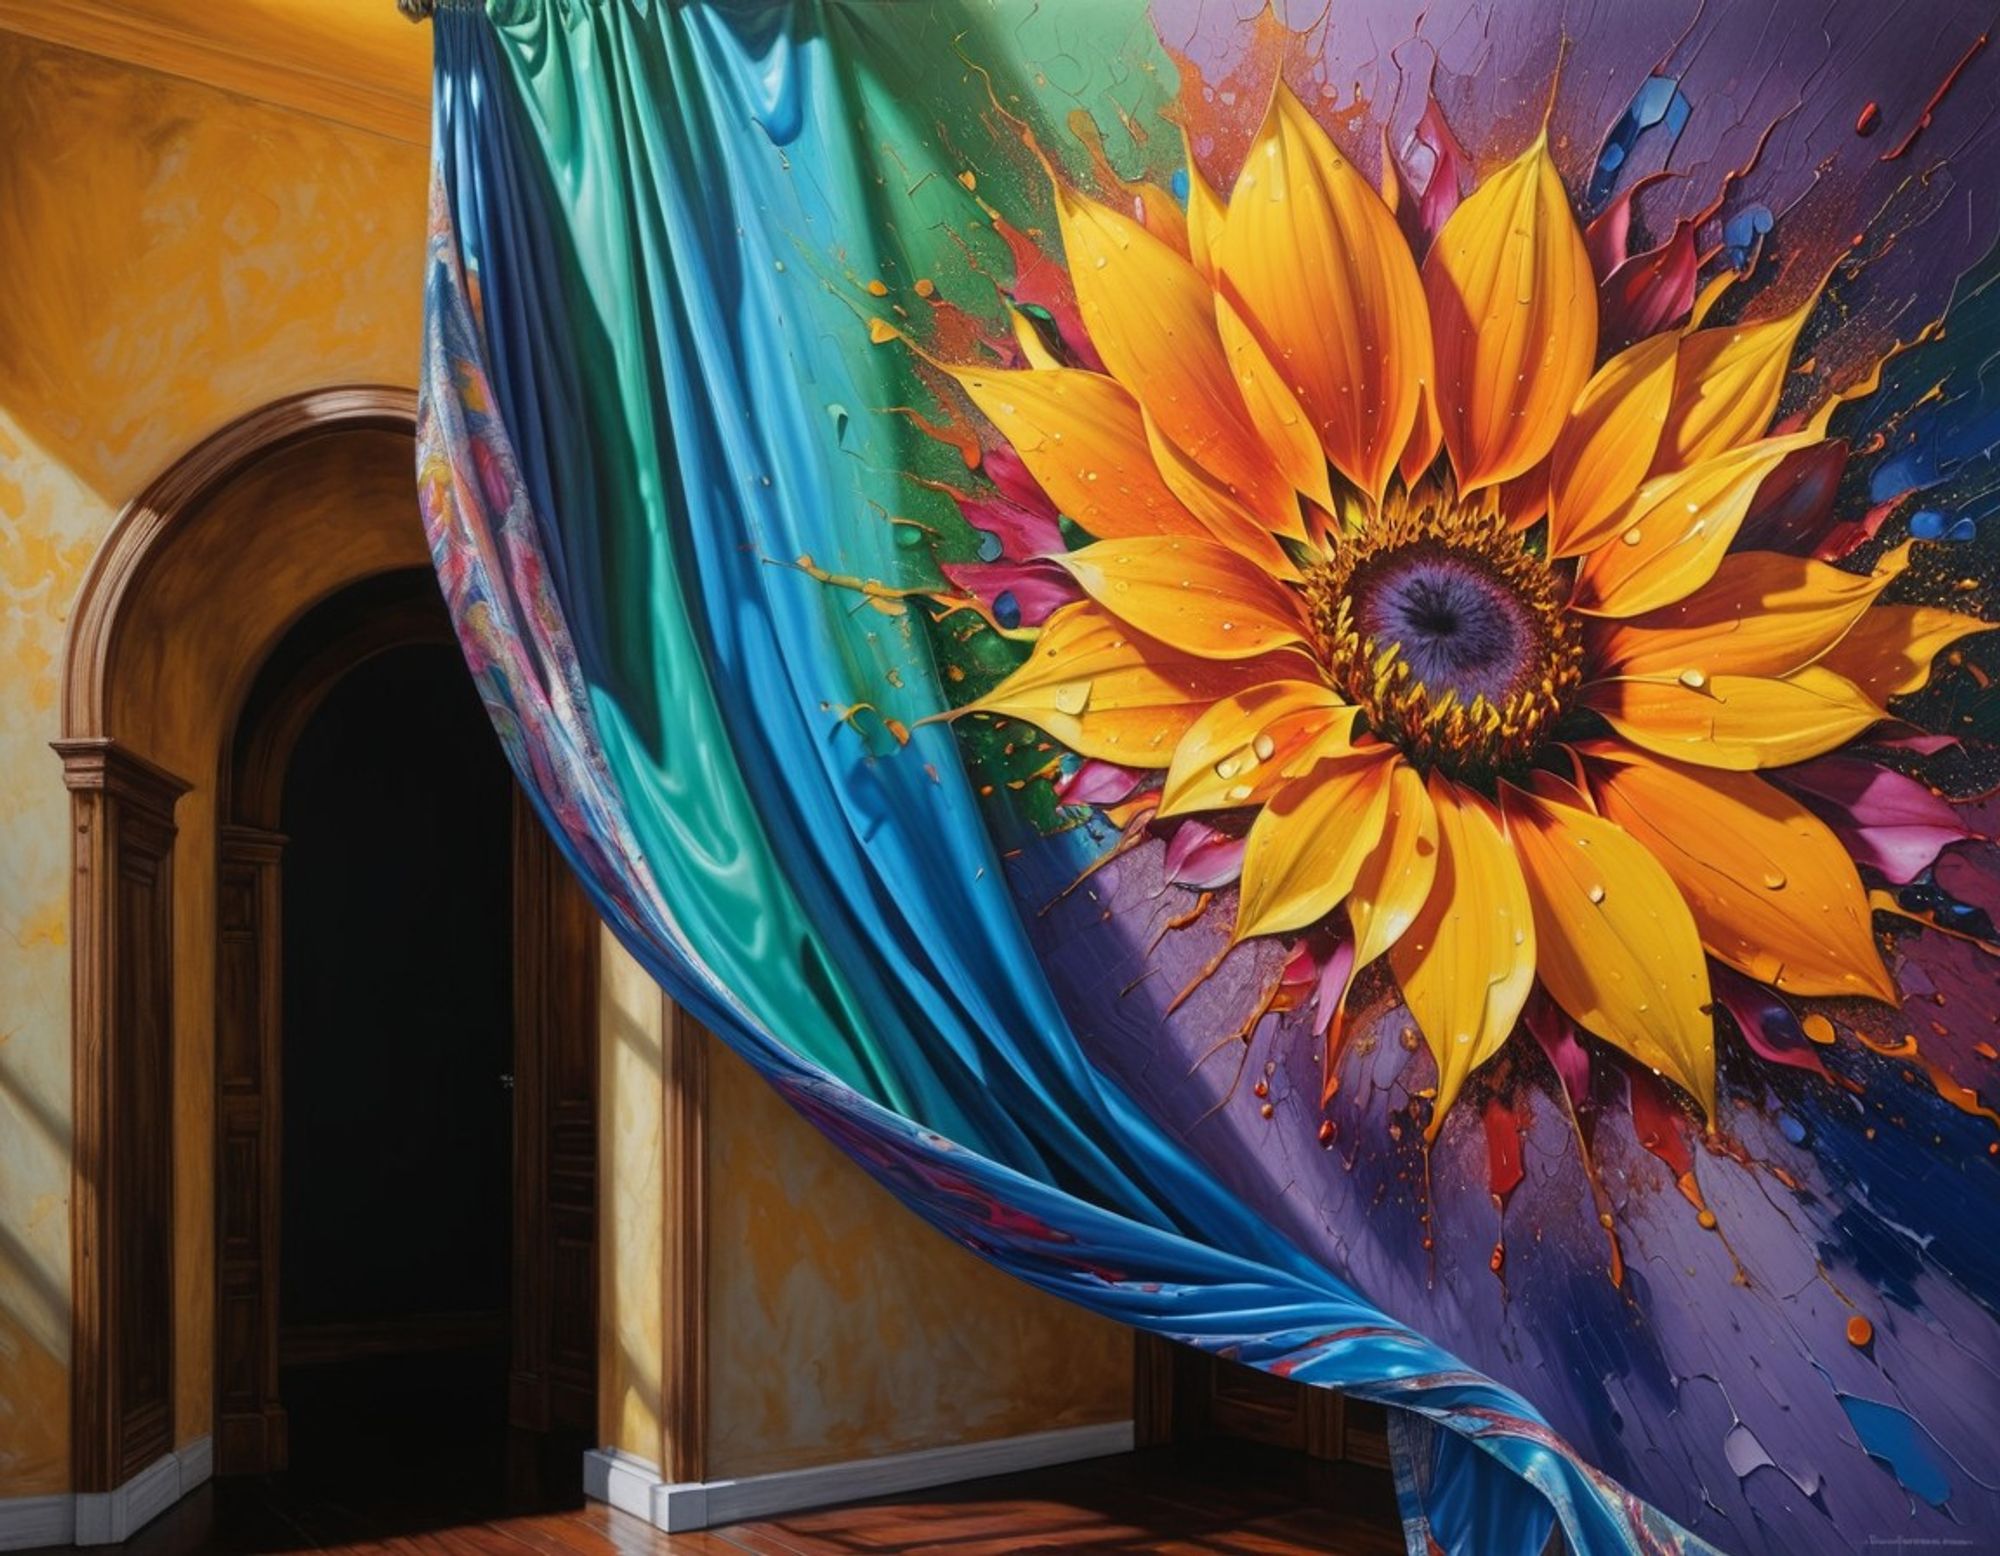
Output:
[[1134, 1333, 1391, 1467]]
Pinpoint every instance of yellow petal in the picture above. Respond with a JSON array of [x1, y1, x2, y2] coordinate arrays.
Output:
[[1215, 293, 1336, 517], [1216, 85, 1432, 502], [1653, 291, 1817, 473], [1588, 547, 1900, 680], [1584, 743, 1895, 1001], [1546, 333, 1677, 556], [1400, 377, 1445, 487], [1570, 432, 1817, 617], [1056, 534, 1308, 660], [1388, 775, 1535, 1138], [1581, 664, 1887, 771], [1141, 408, 1306, 577], [949, 364, 1212, 543], [1817, 602, 1989, 701], [1052, 182, 1295, 529], [1347, 760, 1440, 969], [1159, 680, 1359, 817], [1422, 133, 1597, 491], [1501, 783, 1716, 1122], [1234, 748, 1397, 942], [1183, 127, 1225, 286], [1008, 306, 1064, 371], [960, 601, 1297, 766]]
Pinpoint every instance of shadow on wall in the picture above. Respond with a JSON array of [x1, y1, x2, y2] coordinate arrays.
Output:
[[0, 1221, 67, 1494]]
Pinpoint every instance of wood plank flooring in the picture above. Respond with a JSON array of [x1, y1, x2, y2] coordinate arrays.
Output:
[[48, 1443, 1402, 1556], [31, 1349, 1401, 1555]]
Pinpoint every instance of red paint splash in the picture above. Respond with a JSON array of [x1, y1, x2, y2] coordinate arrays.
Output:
[[1881, 33, 1989, 162]]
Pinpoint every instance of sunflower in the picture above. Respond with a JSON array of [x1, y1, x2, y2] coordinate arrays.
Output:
[[931, 87, 1985, 1134]]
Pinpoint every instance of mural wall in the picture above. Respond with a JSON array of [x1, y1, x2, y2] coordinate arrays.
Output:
[[415, 2, 2000, 1550]]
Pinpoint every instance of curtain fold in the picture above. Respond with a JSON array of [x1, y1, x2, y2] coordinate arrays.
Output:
[[416, 5, 2000, 1554]]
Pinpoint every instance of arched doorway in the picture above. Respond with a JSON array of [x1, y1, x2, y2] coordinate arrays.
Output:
[[56, 390, 598, 1523], [217, 567, 598, 1501]]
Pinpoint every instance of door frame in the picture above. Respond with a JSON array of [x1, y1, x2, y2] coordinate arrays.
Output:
[[57, 388, 419, 1496], [57, 388, 602, 1496]]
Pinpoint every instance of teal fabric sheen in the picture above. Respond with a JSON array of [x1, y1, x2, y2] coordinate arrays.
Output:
[[416, 5, 1733, 1552]]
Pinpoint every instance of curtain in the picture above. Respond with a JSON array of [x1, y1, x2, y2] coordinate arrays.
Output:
[[416, 5, 2000, 1554]]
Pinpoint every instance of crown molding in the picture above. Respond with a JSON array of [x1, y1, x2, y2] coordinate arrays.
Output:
[[0, 1, 430, 146]]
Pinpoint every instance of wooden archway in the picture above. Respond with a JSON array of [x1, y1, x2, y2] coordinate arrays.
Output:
[[54, 387, 424, 1500], [57, 385, 600, 1503]]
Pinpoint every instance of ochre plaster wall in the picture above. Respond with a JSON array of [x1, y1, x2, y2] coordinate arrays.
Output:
[[705, 1041, 1132, 1479], [594, 934, 1133, 1482], [0, 29, 428, 1494]]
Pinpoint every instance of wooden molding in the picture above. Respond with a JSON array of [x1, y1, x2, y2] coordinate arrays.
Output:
[[0, 2, 431, 147], [508, 799, 603, 1436], [60, 386, 418, 744], [661, 1001, 708, 1486], [212, 824, 286, 1475], [1131, 1332, 1178, 1449], [55, 738, 190, 1494]]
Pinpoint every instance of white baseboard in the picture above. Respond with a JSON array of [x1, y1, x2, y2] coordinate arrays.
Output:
[[0, 1493, 72, 1553], [585, 1418, 1134, 1534], [0, 1436, 212, 1550]]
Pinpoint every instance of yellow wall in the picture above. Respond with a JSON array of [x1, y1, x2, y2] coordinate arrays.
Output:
[[0, 29, 429, 1494], [594, 933, 1132, 1482], [705, 1040, 1131, 1479]]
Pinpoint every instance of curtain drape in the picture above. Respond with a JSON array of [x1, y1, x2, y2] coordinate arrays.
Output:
[[415, 5, 2000, 1554]]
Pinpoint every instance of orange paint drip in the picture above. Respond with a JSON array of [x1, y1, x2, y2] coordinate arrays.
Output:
[[1854, 1029, 2000, 1128], [881, 402, 980, 468], [1157, 3, 1292, 185], [1847, 1314, 1875, 1348], [790, 556, 929, 617]]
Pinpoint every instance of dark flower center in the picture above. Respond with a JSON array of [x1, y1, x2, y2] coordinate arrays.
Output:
[[1354, 545, 1540, 707], [1302, 487, 1582, 786]]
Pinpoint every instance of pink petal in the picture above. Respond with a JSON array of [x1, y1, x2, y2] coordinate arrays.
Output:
[[1392, 97, 1470, 250], [1777, 756, 1975, 884], [979, 444, 1061, 521], [1709, 962, 1828, 1078], [939, 556, 1079, 627], [1162, 818, 1247, 890], [1053, 758, 1147, 808], [1311, 939, 1357, 1037], [1738, 440, 1848, 555], [1525, 989, 1592, 1111], [1583, 170, 1680, 278], [1598, 220, 1697, 351]]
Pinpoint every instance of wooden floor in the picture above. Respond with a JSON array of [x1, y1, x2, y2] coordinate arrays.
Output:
[[38, 1348, 1401, 1555], [64, 1442, 1402, 1556]]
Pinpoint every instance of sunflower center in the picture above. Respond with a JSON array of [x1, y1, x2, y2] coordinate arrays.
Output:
[[1303, 489, 1583, 786]]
